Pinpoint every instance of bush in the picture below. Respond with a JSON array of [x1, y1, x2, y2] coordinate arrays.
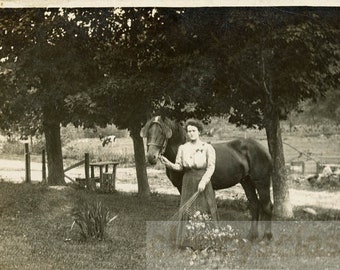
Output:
[[1, 136, 45, 155], [71, 200, 117, 241], [1, 140, 25, 155], [308, 175, 340, 189]]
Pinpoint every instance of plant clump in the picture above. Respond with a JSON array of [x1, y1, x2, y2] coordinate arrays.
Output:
[[71, 200, 117, 241], [186, 211, 238, 251]]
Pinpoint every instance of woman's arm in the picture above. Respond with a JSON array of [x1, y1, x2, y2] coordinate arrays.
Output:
[[198, 144, 216, 192], [160, 145, 183, 171]]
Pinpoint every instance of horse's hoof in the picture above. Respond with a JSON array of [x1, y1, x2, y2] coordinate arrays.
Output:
[[263, 232, 273, 241], [246, 232, 259, 242]]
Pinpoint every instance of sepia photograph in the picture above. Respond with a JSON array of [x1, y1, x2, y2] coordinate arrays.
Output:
[[0, 1, 339, 269]]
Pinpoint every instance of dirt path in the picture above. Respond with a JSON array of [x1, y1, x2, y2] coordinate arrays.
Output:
[[1, 158, 339, 210]]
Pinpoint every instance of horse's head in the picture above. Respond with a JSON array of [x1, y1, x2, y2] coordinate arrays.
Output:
[[140, 116, 173, 165]]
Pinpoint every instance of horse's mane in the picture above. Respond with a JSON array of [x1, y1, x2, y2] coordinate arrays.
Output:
[[141, 115, 186, 146], [163, 117, 186, 145]]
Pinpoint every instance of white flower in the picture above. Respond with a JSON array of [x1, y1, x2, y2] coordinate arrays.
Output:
[[193, 211, 201, 218]]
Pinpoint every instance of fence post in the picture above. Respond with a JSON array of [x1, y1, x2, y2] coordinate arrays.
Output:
[[42, 149, 47, 184], [24, 143, 31, 183], [302, 161, 305, 175], [84, 153, 90, 189], [316, 162, 322, 174], [112, 163, 117, 192]]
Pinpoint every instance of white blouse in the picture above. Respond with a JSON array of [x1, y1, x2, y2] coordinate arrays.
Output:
[[169, 141, 216, 182]]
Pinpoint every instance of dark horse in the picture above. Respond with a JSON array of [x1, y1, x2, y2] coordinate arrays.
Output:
[[141, 116, 273, 240]]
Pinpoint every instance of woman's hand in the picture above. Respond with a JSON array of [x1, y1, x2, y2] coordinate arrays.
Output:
[[198, 179, 207, 193], [198, 177, 210, 193], [159, 155, 171, 167]]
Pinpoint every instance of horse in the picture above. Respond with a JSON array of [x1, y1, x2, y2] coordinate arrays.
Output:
[[140, 116, 273, 240]]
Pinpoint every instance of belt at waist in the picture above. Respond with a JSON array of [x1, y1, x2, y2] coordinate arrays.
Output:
[[184, 167, 206, 172]]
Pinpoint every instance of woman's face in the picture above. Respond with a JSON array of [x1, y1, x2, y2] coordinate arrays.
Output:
[[187, 125, 200, 141]]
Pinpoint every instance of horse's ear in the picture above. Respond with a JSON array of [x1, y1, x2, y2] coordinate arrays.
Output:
[[140, 121, 150, 138], [163, 125, 172, 139]]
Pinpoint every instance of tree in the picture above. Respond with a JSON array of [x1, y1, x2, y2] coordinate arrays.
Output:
[[218, 8, 339, 217], [0, 9, 103, 185], [0, 8, 177, 194], [90, 8, 181, 197]]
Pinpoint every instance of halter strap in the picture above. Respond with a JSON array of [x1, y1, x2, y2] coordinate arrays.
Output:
[[147, 120, 168, 155]]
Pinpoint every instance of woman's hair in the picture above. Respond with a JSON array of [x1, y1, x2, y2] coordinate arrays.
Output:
[[185, 119, 204, 133]]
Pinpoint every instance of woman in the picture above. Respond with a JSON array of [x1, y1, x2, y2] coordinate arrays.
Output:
[[160, 119, 218, 249]]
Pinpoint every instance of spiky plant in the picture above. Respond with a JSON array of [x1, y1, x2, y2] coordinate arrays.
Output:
[[72, 200, 117, 240]]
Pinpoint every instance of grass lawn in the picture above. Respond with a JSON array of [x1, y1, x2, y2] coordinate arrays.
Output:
[[0, 182, 339, 270], [0, 182, 180, 270]]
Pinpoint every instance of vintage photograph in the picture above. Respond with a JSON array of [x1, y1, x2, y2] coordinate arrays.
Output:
[[0, 1, 339, 269]]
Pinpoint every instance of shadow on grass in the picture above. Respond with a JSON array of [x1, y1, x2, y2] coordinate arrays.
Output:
[[0, 182, 339, 270]]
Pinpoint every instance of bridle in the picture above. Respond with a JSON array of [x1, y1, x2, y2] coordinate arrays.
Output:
[[146, 121, 169, 156]]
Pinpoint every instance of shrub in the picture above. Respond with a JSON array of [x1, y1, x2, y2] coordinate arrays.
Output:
[[308, 175, 340, 189], [71, 200, 117, 241], [1, 140, 25, 155], [1, 137, 45, 155]]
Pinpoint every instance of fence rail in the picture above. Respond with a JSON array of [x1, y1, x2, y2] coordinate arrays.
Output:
[[35, 150, 117, 192]]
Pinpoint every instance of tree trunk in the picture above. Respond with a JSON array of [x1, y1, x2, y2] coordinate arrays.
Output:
[[265, 111, 293, 218], [43, 117, 65, 185], [130, 126, 150, 197]]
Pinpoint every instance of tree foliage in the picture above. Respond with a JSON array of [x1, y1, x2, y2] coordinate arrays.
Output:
[[0, 9, 104, 133], [0, 7, 338, 199], [219, 8, 339, 128], [154, 8, 340, 127], [299, 87, 340, 124]]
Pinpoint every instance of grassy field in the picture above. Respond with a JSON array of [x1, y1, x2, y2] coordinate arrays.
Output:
[[0, 183, 177, 270], [62, 138, 135, 166], [0, 182, 339, 270]]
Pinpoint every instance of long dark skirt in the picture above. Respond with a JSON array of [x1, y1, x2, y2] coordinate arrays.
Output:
[[176, 169, 218, 248]]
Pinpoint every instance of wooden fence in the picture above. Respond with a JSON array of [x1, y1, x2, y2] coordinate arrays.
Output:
[[26, 144, 89, 185], [30, 148, 117, 192]]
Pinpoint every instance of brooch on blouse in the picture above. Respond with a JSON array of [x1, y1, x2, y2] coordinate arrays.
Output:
[[196, 149, 204, 153]]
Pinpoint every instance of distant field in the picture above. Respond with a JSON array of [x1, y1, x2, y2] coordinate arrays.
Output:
[[1, 120, 340, 175], [62, 137, 135, 165], [1, 131, 340, 175]]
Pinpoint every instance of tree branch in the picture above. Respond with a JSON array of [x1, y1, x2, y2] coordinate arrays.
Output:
[[228, 57, 262, 89], [261, 51, 274, 105]]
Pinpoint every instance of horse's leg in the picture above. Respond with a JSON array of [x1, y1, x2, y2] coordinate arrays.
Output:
[[240, 177, 260, 241], [253, 179, 273, 241], [167, 169, 182, 194]]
